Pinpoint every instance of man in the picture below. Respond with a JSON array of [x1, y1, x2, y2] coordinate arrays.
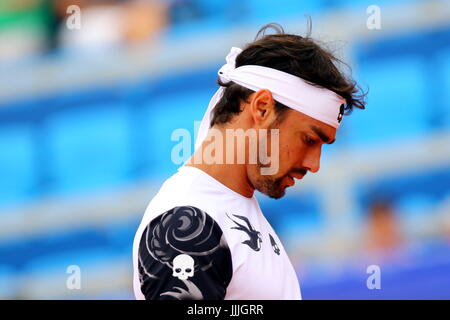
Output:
[[132, 24, 365, 300]]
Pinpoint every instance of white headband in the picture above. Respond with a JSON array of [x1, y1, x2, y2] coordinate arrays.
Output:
[[194, 47, 346, 151]]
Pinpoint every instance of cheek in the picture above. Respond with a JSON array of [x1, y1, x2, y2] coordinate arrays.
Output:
[[277, 143, 296, 172], [283, 142, 307, 166], [277, 130, 291, 157], [269, 126, 302, 174]]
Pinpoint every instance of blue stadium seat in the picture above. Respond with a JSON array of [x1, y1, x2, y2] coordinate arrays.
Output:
[[23, 247, 117, 274], [395, 194, 439, 219], [0, 124, 36, 209], [0, 226, 111, 271], [20, 245, 133, 299], [439, 48, 450, 128], [246, 0, 325, 21], [346, 55, 428, 146], [104, 218, 140, 255], [258, 191, 323, 237], [333, 0, 416, 10], [355, 166, 450, 214], [142, 89, 213, 178], [46, 103, 132, 195]]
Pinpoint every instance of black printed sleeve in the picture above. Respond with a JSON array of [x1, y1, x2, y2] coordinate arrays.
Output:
[[137, 206, 233, 300]]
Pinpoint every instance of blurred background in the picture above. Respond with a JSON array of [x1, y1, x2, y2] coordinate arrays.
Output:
[[0, 0, 449, 300]]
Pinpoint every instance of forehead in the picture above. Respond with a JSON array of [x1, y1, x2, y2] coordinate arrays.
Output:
[[284, 109, 337, 138]]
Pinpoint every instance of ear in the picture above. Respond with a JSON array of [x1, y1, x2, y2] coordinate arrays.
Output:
[[248, 89, 277, 126]]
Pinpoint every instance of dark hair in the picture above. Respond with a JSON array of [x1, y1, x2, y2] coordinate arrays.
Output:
[[210, 23, 366, 126]]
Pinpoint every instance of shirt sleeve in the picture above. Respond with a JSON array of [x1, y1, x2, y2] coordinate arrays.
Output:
[[137, 205, 233, 300]]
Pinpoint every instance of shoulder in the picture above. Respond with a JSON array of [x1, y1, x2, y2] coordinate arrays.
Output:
[[142, 206, 228, 261], [136, 205, 233, 300]]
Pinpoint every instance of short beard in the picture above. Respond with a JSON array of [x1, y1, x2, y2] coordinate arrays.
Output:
[[254, 174, 286, 199], [253, 117, 287, 199]]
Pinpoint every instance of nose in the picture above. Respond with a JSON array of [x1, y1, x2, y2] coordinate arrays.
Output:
[[302, 148, 321, 173]]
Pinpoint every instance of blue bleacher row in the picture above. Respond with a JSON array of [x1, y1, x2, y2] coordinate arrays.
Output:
[[166, 0, 415, 31]]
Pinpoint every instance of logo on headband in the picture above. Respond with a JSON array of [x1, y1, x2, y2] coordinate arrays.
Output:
[[337, 104, 345, 123]]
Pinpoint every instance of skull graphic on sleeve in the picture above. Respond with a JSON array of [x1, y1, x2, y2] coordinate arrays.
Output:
[[172, 254, 195, 280]]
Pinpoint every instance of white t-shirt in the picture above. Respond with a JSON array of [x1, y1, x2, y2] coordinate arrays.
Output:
[[132, 165, 302, 300]]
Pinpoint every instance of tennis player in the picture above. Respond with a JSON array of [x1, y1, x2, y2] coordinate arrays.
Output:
[[132, 24, 365, 300]]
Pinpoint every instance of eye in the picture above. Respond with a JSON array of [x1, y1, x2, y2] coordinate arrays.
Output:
[[186, 268, 192, 273], [304, 135, 317, 146], [175, 268, 181, 273]]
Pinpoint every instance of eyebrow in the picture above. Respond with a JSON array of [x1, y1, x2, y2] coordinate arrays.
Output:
[[309, 124, 336, 144]]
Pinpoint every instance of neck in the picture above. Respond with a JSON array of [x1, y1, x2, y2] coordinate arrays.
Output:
[[185, 128, 255, 198]]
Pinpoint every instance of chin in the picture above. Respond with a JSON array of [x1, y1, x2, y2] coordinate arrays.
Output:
[[256, 184, 286, 200], [269, 189, 287, 199], [251, 169, 288, 199]]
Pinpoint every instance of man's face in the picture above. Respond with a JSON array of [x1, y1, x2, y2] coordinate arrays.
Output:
[[248, 108, 337, 199]]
